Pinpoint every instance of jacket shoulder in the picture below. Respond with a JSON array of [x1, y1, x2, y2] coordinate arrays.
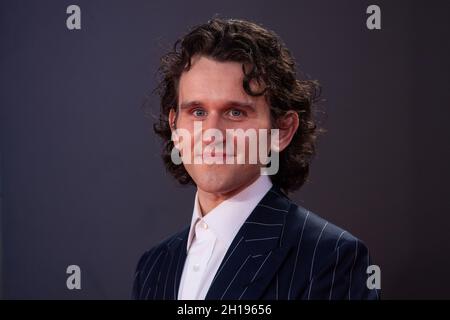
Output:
[[136, 226, 189, 267], [284, 202, 379, 299], [289, 203, 362, 252], [131, 226, 189, 299]]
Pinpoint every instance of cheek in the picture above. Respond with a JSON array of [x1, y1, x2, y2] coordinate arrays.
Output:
[[175, 116, 192, 132], [174, 118, 196, 152]]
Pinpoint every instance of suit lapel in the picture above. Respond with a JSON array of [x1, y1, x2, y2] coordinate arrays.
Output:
[[205, 186, 296, 300], [161, 186, 300, 300]]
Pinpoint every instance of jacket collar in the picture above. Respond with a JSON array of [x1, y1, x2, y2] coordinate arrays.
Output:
[[166, 185, 298, 300]]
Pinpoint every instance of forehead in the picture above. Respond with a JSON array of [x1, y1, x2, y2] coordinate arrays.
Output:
[[178, 55, 256, 105]]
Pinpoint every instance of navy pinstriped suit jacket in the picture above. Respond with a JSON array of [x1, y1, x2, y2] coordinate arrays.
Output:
[[132, 185, 380, 300]]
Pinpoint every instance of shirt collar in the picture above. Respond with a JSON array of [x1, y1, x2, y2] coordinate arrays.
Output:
[[186, 175, 273, 251]]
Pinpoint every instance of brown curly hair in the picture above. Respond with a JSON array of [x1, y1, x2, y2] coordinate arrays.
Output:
[[150, 18, 325, 194]]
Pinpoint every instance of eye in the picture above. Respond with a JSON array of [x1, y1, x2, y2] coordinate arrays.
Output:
[[192, 108, 207, 117], [228, 109, 245, 118]]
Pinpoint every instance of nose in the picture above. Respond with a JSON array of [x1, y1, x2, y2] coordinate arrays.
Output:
[[201, 111, 227, 149]]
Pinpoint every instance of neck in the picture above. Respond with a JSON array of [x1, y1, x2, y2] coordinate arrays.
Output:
[[197, 175, 261, 216]]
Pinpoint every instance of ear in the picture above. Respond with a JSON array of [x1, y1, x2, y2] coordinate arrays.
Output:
[[276, 111, 300, 152], [168, 108, 177, 131]]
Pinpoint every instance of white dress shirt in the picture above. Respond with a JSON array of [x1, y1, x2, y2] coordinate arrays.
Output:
[[177, 175, 273, 300]]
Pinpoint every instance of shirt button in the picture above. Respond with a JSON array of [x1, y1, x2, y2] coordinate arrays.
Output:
[[193, 264, 200, 272], [200, 221, 208, 229]]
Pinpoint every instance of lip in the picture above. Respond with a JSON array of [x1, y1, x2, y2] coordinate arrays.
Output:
[[204, 153, 233, 157], [195, 152, 235, 159]]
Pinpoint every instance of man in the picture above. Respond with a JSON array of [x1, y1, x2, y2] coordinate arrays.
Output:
[[132, 18, 379, 300]]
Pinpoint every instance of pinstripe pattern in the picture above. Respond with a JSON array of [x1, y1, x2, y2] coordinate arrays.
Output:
[[163, 252, 174, 299], [257, 204, 288, 213], [288, 211, 310, 299], [220, 255, 251, 300], [334, 231, 347, 250], [238, 250, 273, 300], [141, 250, 163, 299], [245, 236, 279, 242], [244, 222, 283, 227], [210, 236, 244, 287], [348, 239, 358, 300], [329, 246, 340, 300], [307, 277, 315, 300], [173, 240, 185, 299], [132, 185, 380, 300], [309, 222, 329, 281]]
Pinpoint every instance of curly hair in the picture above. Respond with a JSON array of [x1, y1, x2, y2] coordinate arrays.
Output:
[[150, 18, 325, 194]]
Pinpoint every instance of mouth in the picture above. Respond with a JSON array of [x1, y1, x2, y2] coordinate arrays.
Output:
[[194, 152, 235, 161], [206, 152, 234, 158]]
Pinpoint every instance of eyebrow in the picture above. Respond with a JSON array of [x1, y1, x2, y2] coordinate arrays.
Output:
[[179, 100, 256, 111]]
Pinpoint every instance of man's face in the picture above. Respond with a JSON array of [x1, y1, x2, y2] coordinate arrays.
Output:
[[170, 55, 272, 195]]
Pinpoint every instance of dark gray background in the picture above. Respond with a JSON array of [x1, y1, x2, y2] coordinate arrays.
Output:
[[1, 0, 449, 299]]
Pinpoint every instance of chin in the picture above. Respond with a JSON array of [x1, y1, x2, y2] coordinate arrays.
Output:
[[186, 164, 260, 194], [194, 174, 237, 194]]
